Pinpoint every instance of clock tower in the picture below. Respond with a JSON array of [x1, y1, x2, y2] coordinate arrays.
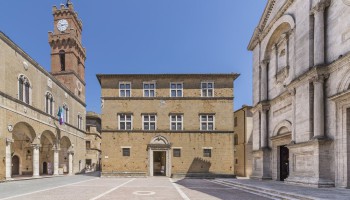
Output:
[[49, 2, 86, 102]]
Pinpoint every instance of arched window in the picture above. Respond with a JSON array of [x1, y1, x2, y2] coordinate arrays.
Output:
[[63, 104, 69, 123], [45, 92, 54, 115], [59, 50, 66, 71], [18, 75, 31, 104], [234, 134, 238, 145]]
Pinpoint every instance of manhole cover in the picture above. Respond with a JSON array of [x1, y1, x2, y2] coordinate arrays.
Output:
[[133, 191, 156, 196]]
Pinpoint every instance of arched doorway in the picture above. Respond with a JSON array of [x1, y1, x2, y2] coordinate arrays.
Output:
[[12, 156, 20, 175], [11, 122, 36, 176], [147, 135, 171, 177], [271, 121, 292, 181]]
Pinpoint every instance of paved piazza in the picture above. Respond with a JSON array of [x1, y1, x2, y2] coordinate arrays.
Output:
[[0, 175, 271, 200]]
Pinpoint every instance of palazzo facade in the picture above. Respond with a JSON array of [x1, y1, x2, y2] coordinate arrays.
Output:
[[233, 105, 253, 177], [249, 0, 350, 188], [98, 74, 238, 178], [0, 2, 87, 180]]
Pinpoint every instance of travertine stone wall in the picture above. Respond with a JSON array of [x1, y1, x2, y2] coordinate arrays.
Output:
[[248, 0, 350, 188], [99, 74, 238, 177], [0, 32, 86, 180]]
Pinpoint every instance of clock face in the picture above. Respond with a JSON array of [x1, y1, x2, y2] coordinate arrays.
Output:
[[57, 19, 69, 32]]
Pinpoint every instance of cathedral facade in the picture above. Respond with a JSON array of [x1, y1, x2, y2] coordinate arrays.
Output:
[[0, 2, 87, 180], [249, 0, 350, 188]]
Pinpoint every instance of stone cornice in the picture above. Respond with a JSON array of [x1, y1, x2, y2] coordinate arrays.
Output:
[[102, 130, 234, 134], [248, 0, 294, 50], [51, 70, 86, 86], [286, 66, 329, 89], [102, 97, 234, 101], [97, 73, 240, 85], [252, 101, 271, 113], [0, 31, 86, 107], [270, 133, 291, 141], [286, 137, 333, 148]]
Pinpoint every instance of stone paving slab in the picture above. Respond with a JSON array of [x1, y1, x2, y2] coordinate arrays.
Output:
[[217, 178, 350, 200], [0, 175, 276, 200]]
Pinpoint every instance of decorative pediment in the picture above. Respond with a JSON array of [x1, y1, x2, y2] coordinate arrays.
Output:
[[248, 0, 294, 50]]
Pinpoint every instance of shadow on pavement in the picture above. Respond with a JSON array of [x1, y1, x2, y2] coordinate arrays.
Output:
[[174, 178, 269, 200], [77, 171, 101, 177]]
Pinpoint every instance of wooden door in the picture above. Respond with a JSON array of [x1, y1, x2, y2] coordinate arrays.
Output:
[[12, 156, 20, 175]]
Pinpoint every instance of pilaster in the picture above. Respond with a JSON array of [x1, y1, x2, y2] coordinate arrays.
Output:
[[260, 60, 269, 101], [313, 75, 325, 139], [311, 0, 330, 66]]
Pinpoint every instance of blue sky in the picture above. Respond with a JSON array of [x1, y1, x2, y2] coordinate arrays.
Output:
[[0, 0, 266, 113]]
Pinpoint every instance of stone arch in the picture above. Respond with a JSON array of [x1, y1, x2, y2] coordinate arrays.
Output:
[[11, 122, 37, 176], [41, 130, 57, 146], [336, 68, 350, 93], [150, 135, 169, 145], [18, 74, 32, 86], [273, 120, 292, 137], [262, 14, 295, 60], [12, 122, 37, 142], [59, 136, 72, 174], [40, 130, 56, 174]]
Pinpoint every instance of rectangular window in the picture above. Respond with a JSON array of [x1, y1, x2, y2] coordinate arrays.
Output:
[[86, 141, 91, 149], [170, 83, 183, 97], [234, 134, 239, 145], [143, 114, 156, 130], [203, 149, 212, 157], [200, 115, 215, 131], [201, 82, 214, 97], [63, 106, 69, 124], [78, 115, 83, 129], [173, 149, 181, 157], [235, 159, 238, 164], [119, 82, 131, 97], [170, 115, 183, 131], [234, 117, 238, 127], [119, 114, 132, 130], [86, 159, 92, 166], [143, 82, 156, 97], [122, 148, 130, 156]]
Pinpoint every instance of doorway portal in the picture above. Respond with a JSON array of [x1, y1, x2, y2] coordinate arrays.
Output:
[[153, 151, 166, 176], [12, 155, 20, 175], [43, 162, 48, 175], [280, 145, 289, 181]]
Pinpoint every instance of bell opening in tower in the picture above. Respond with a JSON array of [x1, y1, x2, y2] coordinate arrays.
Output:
[[59, 50, 66, 71]]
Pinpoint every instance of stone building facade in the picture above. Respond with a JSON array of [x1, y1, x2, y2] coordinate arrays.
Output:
[[0, 2, 87, 180], [249, 0, 350, 188], [98, 74, 238, 177], [233, 105, 253, 177], [85, 112, 101, 172]]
